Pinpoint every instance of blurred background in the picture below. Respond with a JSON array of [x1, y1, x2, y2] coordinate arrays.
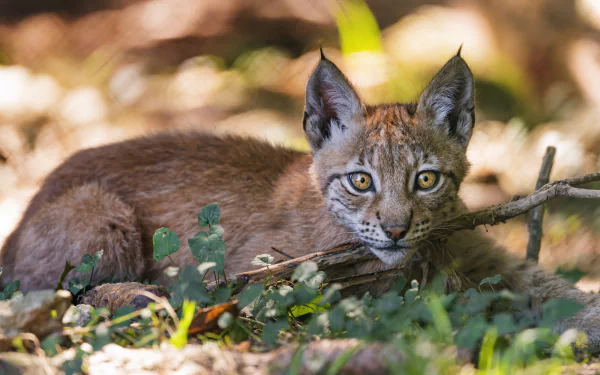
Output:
[[0, 0, 598, 287]]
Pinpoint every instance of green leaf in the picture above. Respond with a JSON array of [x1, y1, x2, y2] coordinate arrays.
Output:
[[237, 284, 264, 308], [391, 276, 407, 294], [189, 231, 209, 255], [404, 289, 419, 304], [198, 203, 220, 227], [92, 323, 111, 351], [68, 278, 88, 295], [169, 299, 196, 349], [555, 268, 586, 283], [93, 250, 104, 264], [294, 284, 319, 305], [318, 284, 341, 306], [2, 280, 20, 298], [249, 291, 268, 318], [290, 300, 328, 318], [269, 285, 296, 312], [210, 239, 226, 254], [152, 227, 180, 261], [306, 312, 329, 335], [209, 225, 225, 237], [62, 348, 84, 375], [112, 306, 136, 328], [541, 298, 585, 327], [41, 335, 63, 357], [492, 313, 518, 335], [305, 271, 326, 290], [455, 315, 488, 348], [328, 307, 346, 332], [292, 261, 318, 283], [213, 286, 232, 304], [189, 232, 225, 274], [375, 293, 404, 314], [251, 254, 274, 267], [261, 319, 288, 346], [55, 261, 75, 291], [464, 292, 497, 314], [176, 265, 212, 303], [479, 274, 502, 286], [218, 311, 234, 329], [76, 250, 105, 274], [76, 254, 94, 274]]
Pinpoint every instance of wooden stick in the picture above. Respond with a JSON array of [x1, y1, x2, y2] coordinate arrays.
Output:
[[227, 243, 369, 285], [270, 247, 294, 260], [526, 146, 556, 262], [429, 172, 600, 238], [220, 171, 600, 290]]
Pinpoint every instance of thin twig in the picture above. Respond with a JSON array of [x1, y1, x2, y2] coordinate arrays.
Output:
[[437, 175, 600, 236], [206, 243, 367, 291], [270, 247, 294, 259], [526, 146, 556, 262], [221, 171, 600, 290]]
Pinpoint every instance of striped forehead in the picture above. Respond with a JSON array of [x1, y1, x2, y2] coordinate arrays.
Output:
[[358, 104, 415, 163], [358, 133, 433, 188]]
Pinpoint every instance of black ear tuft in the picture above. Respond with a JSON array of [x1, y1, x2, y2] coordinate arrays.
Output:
[[303, 56, 364, 151], [456, 44, 463, 57], [417, 54, 475, 148], [320, 46, 327, 61]]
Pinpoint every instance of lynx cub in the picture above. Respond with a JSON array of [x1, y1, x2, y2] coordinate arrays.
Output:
[[2, 51, 600, 344]]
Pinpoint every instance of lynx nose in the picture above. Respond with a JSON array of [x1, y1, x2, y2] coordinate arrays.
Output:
[[384, 225, 408, 242]]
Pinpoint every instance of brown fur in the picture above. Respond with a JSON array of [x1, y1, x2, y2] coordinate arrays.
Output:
[[2, 53, 600, 344]]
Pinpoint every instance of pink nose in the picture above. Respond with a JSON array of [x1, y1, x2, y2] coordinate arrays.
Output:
[[384, 226, 408, 242]]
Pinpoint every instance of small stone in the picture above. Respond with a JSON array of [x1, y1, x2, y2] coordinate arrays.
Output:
[[62, 304, 93, 327]]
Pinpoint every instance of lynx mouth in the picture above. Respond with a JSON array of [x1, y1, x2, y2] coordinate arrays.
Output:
[[374, 245, 413, 252], [368, 245, 415, 265], [360, 239, 415, 253]]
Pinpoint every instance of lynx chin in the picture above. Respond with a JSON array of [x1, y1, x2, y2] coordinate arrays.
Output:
[[2, 50, 600, 345]]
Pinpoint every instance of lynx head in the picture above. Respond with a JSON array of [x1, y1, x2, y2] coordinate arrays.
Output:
[[303, 51, 474, 265]]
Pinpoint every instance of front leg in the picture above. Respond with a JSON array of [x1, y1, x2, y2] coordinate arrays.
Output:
[[445, 229, 600, 346]]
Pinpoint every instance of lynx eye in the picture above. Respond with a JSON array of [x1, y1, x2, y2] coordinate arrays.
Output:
[[416, 171, 438, 190], [348, 172, 372, 192]]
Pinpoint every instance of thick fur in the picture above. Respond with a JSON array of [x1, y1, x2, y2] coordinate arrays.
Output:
[[2, 53, 600, 344]]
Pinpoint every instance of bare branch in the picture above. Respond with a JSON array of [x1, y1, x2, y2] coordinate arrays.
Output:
[[565, 186, 600, 199], [526, 146, 556, 262], [225, 171, 600, 290], [561, 172, 600, 187], [431, 173, 600, 239]]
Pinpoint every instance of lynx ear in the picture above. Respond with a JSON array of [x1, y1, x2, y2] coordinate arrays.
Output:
[[303, 55, 365, 151], [417, 53, 475, 148]]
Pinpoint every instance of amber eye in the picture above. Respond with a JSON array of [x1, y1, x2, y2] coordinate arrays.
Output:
[[349, 172, 372, 192], [416, 171, 438, 190]]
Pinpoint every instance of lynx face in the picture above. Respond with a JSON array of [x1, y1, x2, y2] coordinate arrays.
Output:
[[303, 52, 475, 265]]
